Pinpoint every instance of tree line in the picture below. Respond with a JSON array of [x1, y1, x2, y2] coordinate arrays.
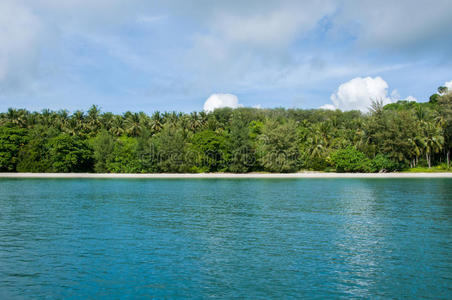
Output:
[[0, 87, 451, 173]]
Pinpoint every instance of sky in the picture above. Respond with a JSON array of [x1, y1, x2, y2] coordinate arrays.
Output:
[[1, 0, 451, 113]]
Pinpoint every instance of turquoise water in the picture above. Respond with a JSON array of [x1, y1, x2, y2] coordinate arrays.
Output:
[[0, 179, 451, 299]]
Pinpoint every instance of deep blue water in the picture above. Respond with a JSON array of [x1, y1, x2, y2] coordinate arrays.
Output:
[[0, 178, 451, 299]]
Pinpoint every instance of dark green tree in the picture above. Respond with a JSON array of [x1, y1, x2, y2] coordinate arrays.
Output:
[[330, 147, 371, 173], [190, 129, 229, 172], [257, 119, 299, 172], [0, 125, 29, 171], [47, 134, 93, 172], [92, 130, 115, 173]]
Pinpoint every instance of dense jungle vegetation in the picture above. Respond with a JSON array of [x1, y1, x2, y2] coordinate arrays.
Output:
[[1, 87, 451, 173]]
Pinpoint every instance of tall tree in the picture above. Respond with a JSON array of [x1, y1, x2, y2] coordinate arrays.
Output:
[[438, 93, 452, 168], [0, 125, 29, 171], [257, 119, 299, 172]]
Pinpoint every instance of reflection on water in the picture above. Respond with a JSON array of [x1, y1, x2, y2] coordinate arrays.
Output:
[[331, 182, 383, 298], [0, 178, 451, 298]]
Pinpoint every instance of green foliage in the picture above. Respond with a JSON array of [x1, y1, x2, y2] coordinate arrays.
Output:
[[384, 100, 418, 111], [0, 125, 29, 171], [249, 120, 264, 139], [92, 131, 115, 173], [154, 124, 190, 172], [106, 136, 141, 173], [429, 94, 440, 104], [16, 128, 93, 173], [47, 134, 93, 172], [257, 119, 299, 172], [403, 164, 450, 173], [0, 88, 450, 174], [16, 126, 58, 172], [330, 147, 371, 173], [190, 129, 229, 172], [370, 154, 398, 172], [438, 93, 452, 168], [228, 113, 254, 173], [438, 86, 448, 95]]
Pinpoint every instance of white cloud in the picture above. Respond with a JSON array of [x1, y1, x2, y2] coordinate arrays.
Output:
[[203, 93, 242, 112], [213, 1, 335, 48], [1, 0, 450, 111], [405, 95, 417, 102], [322, 77, 422, 112], [319, 104, 336, 110], [337, 0, 452, 53], [184, 1, 336, 91], [328, 76, 394, 112], [445, 80, 452, 91]]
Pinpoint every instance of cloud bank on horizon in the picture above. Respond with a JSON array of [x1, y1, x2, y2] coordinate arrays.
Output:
[[445, 80, 452, 91], [0, 0, 451, 113], [321, 76, 416, 112], [203, 94, 242, 112]]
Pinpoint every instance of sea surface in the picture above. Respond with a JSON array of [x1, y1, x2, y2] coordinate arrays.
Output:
[[0, 178, 451, 299]]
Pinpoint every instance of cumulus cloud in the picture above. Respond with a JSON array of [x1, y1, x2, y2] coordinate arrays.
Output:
[[203, 93, 242, 112], [319, 104, 336, 110], [405, 96, 417, 102], [324, 77, 421, 112], [445, 80, 452, 91], [1, 0, 451, 111], [328, 76, 394, 112]]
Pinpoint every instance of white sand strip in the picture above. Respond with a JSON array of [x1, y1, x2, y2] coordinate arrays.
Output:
[[0, 172, 451, 178]]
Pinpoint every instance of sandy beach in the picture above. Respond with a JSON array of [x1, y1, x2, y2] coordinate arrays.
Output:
[[0, 172, 451, 179]]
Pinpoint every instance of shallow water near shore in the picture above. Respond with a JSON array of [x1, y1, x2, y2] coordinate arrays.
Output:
[[1, 178, 451, 298]]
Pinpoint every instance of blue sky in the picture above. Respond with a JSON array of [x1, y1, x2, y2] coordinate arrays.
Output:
[[1, 0, 451, 113]]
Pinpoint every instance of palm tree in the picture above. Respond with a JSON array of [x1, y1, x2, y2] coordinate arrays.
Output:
[[369, 99, 384, 116], [86, 105, 101, 132], [40, 109, 54, 127], [138, 112, 151, 130], [100, 112, 114, 131], [408, 136, 425, 167], [110, 116, 124, 136], [25, 112, 39, 129], [55, 110, 69, 131], [307, 127, 328, 159], [5, 108, 28, 127], [150, 111, 163, 133], [414, 105, 428, 122], [65, 118, 79, 136], [422, 123, 444, 168], [163, 111, 179, 126], [124, 113, 142, 137], [71, 110, 86, 134], [199, 111, 208, 128], [189, 112, 202, 132]]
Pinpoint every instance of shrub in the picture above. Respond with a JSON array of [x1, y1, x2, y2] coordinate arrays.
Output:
[[330, 147, 371, 173], [371, 154, 398, 172]]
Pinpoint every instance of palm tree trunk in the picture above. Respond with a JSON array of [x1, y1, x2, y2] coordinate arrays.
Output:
[[426, 153, 431, 168], [447, 150, 450, 169]]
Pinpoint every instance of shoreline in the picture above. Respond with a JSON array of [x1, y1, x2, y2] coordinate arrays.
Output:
[[0, 172, 452, 179]]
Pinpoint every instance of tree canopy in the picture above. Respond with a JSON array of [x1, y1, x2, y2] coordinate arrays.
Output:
[[1, 90, 451, 173]]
